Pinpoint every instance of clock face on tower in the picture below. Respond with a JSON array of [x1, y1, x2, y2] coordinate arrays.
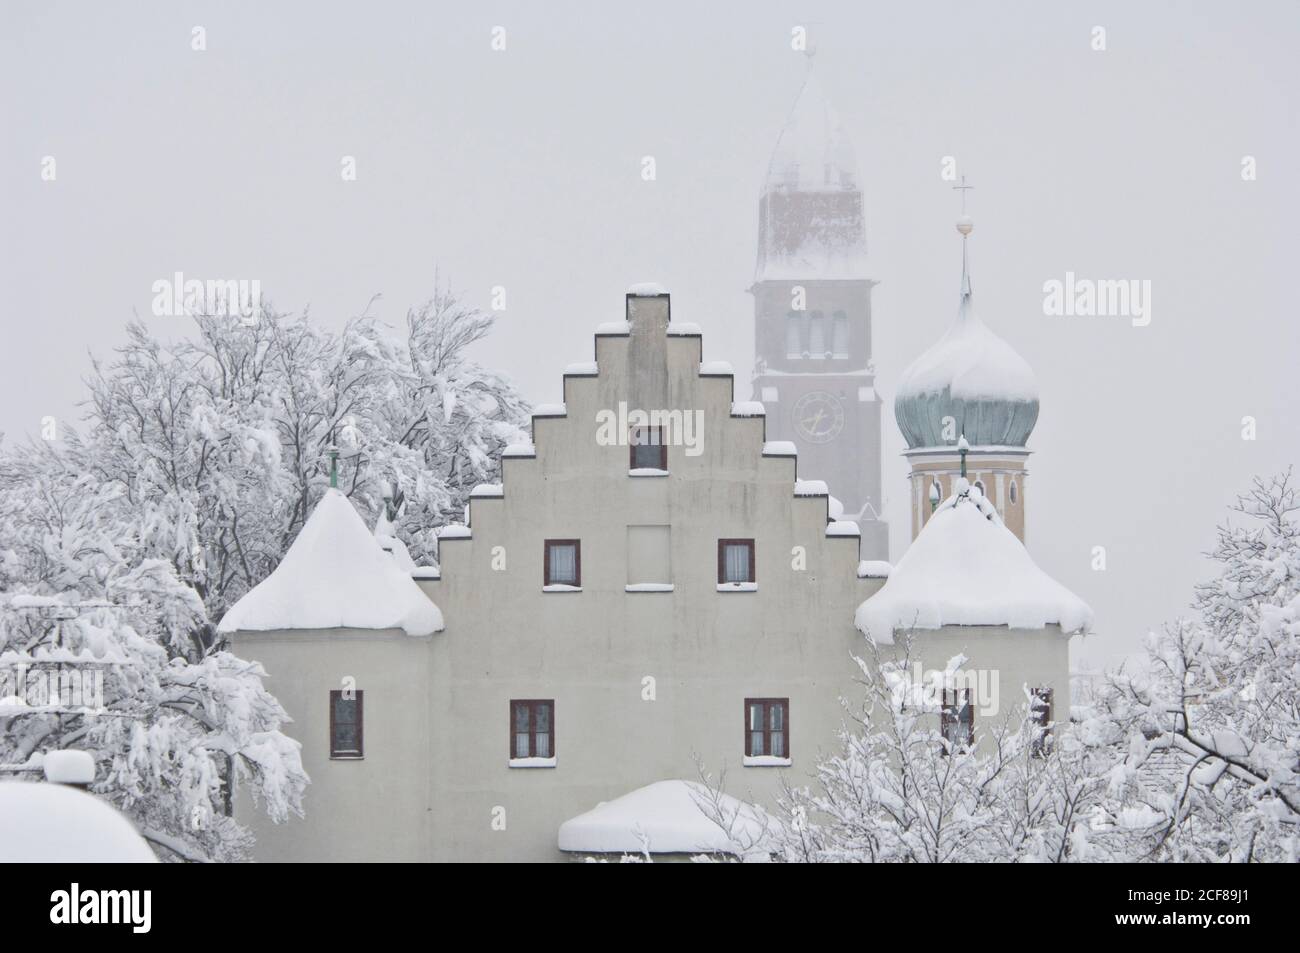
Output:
[[793, 391, 845, 444]]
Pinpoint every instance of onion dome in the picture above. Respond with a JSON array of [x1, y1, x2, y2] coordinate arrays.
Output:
[[894, 216, 1039, 450]]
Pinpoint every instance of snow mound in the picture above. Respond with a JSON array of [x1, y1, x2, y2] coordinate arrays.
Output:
[[826, 521, 860, 537], [532, 403, 567, 417], [0, 782, 156, 862], [895, 292, 1038, 403], [558, 780, 772, 857], [855, 484, 1091, 644], [595, 320, 630, 335], [217, 489, 444, 637], [564, 361, 598, 376], [699, 361, 734, 376], [763, 441, 797, 457], [795, 479, 828, 496], [858, 560, 893, 578], [731, 401, 766, 417], [43, 749, 95, 784], [667, 322, 701, 336]]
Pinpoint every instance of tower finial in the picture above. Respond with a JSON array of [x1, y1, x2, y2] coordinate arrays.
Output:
[[953, 175, 974, 297]]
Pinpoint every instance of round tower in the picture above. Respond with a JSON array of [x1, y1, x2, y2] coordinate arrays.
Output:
[[895, 189, 1039, 542]]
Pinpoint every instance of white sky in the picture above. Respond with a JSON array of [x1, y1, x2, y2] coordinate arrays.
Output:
[[3, 0, 1298, 667]]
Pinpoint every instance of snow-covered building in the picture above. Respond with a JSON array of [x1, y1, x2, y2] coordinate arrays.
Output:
[[750, 66, 888, 557], [223, 283, 1089, 862]]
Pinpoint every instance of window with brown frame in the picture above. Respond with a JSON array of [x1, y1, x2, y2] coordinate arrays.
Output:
[[543, 539, 581, 587], [329, 690, 363, 759], [1030, 687, 1054, 757], [718, 539, 755, 585], [629, 425, 667, 471], [510, 699, 555, 759], [940, 688, 974, 752], [744, 698, 789, 759]]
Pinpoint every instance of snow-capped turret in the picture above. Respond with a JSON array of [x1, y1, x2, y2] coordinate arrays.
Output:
[[855, 481, 1091, 644], [217, 489, 443, 637], [894, 214, 1039, 450]]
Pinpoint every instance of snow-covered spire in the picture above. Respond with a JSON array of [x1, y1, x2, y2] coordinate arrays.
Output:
[[754, 63, 869, 283], [893, 189, 1040, 450], [763, 64, 857, 193]]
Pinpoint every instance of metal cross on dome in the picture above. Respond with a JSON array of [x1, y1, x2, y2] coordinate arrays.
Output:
[[953, 175, 974, 214]]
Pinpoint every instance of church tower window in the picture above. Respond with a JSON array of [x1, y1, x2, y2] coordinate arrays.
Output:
[[831, 311, 849, 358], [807, 312, 826, 358], [785, 313, 802, 359]]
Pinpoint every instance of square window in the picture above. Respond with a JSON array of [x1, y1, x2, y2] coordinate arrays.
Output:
[[329, 690, 363, 759], [744, 698, 789, 760], [629, 426, 667, 471], [544, 539, 581, 587], [718, 539, 755, 584], [510, 700, 555, 761]]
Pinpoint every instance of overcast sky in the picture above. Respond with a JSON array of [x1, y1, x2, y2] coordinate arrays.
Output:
[[3, 0, 1297, 667]]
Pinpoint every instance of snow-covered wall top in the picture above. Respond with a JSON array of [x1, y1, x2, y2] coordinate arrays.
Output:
[[217, 489, 444, 637], [854, 483, 1091, 644]]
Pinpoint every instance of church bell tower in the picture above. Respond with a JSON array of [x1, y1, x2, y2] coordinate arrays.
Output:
[[751, 65, 887, 558]]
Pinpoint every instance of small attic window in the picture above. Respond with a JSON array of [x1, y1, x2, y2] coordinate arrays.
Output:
[[629, 426, 667, 471]]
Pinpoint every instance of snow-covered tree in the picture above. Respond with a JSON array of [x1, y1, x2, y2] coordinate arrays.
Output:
[[1100, 471, 1300, 862], [754, 640, 1122, 863], [0, 284, 528, 860]]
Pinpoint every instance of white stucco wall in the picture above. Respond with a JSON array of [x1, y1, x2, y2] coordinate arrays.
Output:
[[229, 294, 1073, 862]]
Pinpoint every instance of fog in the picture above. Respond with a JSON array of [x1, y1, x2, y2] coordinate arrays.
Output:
[[3, 0, 1297, 667]]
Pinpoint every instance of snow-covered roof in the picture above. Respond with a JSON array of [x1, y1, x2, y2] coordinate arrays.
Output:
[[217, 489, 444, 637], [731, 401, 766, 417], [557, 780, 772, 857], [826, 521, 860, 537], [699, 360, 734, 376], [762, 440, 797, 457], [855, 482, 1091, 644], [0, 781, 157, 862]]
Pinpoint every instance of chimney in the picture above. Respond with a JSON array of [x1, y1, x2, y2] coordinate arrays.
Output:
[[625, 284, 670, 411]]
